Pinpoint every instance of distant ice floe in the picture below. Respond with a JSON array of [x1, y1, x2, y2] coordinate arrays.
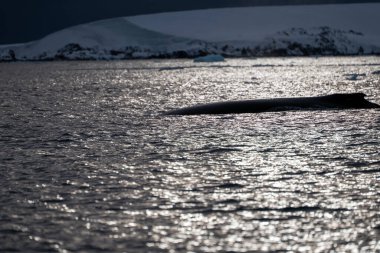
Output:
[[1, 3, 380, 61], [343, 73, 366, 81], [194, 54, 225, 62]]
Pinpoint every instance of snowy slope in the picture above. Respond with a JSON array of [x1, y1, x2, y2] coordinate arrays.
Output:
[[128, 4, 380, 43], [0, 19, 209, 60], [1, 3, 380, 60]]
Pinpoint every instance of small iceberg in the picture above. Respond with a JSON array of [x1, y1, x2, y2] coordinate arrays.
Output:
[[194, 54, 225, 63], [343, 73, 366, 81]]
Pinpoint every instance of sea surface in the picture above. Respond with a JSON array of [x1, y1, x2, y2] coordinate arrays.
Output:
[[0, 57, 379, 252]]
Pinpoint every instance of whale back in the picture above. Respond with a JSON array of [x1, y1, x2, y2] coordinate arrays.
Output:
[[165, 93, 380, 115], [320, 93, 380, 109]]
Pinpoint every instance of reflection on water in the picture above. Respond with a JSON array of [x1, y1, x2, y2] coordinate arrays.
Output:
[[0, 57, 380, 252]]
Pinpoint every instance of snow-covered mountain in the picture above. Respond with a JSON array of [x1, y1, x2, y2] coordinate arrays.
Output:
[[1, 3, 380, 61]]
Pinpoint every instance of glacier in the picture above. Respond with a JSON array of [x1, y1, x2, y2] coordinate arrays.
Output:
[[1, 3, 380, 61]]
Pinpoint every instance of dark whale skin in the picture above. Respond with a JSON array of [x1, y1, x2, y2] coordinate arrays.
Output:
[[165, 93, 380, 115]]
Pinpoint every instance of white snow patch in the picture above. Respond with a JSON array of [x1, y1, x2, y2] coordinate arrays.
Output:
[[128, 3, 380, 44]]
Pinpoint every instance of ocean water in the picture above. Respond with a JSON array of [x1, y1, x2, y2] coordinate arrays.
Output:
[[0, 57, 379, 252]]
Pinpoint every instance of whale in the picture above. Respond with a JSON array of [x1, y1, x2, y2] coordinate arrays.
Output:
[[165, 93, 380, 115]]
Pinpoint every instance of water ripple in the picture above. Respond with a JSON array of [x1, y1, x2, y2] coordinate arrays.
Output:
[[0, 57, 379, 252]]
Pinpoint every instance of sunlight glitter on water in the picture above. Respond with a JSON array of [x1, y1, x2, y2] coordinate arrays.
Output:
[[0, 57, 379, 252]]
